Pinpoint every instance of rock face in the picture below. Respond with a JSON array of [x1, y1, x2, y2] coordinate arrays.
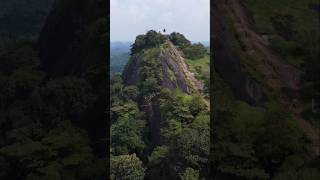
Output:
[[122, 40, 205, 146], [160, 44, 191, 93], [38, 0, 107, 77], [212, 1, 265, 105], [123, 41, 203, 95]]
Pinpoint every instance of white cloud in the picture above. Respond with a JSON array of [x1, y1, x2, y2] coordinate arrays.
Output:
[[111, 0, 210, 42]]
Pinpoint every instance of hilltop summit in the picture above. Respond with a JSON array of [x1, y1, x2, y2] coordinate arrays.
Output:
[[123, 30, 207, 95]]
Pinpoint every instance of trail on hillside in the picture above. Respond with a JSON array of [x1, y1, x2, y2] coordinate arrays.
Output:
[[226, 0, 319, 157], [166, 41, 210, 110]]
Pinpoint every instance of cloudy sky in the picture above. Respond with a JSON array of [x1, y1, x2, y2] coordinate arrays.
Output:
[[111, 0, 210, 42]]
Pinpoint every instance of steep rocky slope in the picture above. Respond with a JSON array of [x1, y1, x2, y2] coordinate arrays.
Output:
[[111, 31, 210, 179], [213, 0, 319, 158], [211, 1, 320, 179], [212, 1, 265, 105], [124, 40, 204, 95], [123, 38, 209, 145]]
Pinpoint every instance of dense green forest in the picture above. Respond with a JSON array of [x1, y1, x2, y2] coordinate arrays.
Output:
[[0, 0, 107, 179], [211, 0, 320, 179], [110, 31, 210, 179]]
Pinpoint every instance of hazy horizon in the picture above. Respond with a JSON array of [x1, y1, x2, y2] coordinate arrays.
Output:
[[111, 0, 210, 42]]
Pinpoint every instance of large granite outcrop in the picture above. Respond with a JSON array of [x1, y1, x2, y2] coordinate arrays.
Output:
[[123, 41, 199, 95]]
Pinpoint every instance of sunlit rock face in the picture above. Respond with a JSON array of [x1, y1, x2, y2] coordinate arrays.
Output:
[[123, 41, 200, 95]]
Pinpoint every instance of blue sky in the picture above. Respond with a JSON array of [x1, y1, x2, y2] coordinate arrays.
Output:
[[111, 0, 210, 42]]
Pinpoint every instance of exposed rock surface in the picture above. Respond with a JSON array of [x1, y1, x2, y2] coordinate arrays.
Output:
[[226, 0, 302, 91], [213, 0, 319, 157], [123, 40, 207, 146], [212, 0, 265, 105], [123, 41, 204, 95]]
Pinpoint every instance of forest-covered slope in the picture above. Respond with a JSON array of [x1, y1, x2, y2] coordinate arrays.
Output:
[[212, 0, 320, 179], [0, 0, 108, 179], [111, 30, 210, 179]]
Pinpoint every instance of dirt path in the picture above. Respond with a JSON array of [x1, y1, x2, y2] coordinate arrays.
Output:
[[226, 0, 319, 157]]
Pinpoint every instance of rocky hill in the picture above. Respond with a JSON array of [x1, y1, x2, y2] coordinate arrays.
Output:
[[123, 30, 209, 143], [111, 31, 210, 179], [124, 40, 204, 95]]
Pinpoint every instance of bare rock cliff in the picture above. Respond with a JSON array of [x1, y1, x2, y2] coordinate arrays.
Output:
[[123, 41, 203, 95]]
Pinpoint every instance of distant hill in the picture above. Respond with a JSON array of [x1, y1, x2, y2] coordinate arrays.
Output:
[[110, 41, 132, 53], [110, 42, 132, 75], [196, 41, 210, 47]]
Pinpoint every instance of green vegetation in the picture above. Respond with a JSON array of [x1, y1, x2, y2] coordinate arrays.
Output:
[[170, 32, 208, 60], [242, 0, 320, 98], [212, 4, 319, 171], [211, 1, 320, 179], [0, 38, 107, 179], [131, 30, 167, 55], [111, 154, 145, 180], [130, 31, 208, 61], [138, 48, 163, 95], [0, 0, 108, 178], [111, 31, 210, 179], [169, 32, 191, 47], [111, 76, 210, 179], [242, 0, 319, 37], [211, 70, 318, 179], [182, 43, 208, 60], [186, 55, 210, 80]]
